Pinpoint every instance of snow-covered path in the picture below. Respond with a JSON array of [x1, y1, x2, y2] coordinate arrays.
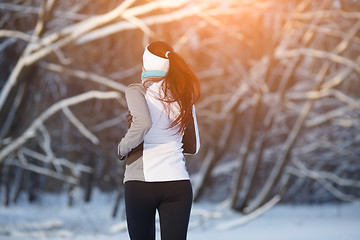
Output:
[[0, 190, 359, 240]]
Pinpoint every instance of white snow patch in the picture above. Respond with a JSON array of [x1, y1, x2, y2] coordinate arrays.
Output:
[[0, 189, 359, 240]]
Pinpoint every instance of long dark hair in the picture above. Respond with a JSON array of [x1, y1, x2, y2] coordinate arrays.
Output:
[[147, 41, 200, 134]]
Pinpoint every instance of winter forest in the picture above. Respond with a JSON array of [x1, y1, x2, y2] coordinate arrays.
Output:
[[0, 0, 360, 239]]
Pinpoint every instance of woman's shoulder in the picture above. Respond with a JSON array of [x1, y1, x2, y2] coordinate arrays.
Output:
[[127, 82, 145, 89], [126, 83, 146, 95]]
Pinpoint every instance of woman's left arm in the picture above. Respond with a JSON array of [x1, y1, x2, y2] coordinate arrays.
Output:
[[118, 84, 151, 158]]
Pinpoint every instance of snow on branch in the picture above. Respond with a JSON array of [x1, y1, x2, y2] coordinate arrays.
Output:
[[62, 106, 99, 145], [305, 106, 351, 128], [276, 48, 360, 74], [288, 88, 360, 108], [291, 158, 360, 188], [77, 0, 272, 45], [189, 208, 223, 230], [215, 194, 282, 230], [0, 2, 88, 20], [0, 91, 121, 164], [292, 10, 360, 20], [0, 30, 33, 42], [288, 158, 360, 202], [36, 123, 65, 173], [76, 1, 206, 44], [293, 22, 360, 46], [42, 62, 129, 93], [20, 147, 93, 175], [286, 63, 356, 101], [319, 178, 360, 203], [0, 0, 135, 113], [11, 151, 79, 184]]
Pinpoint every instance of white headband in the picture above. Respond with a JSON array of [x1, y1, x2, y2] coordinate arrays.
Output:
[[142, 44, 169, 72]]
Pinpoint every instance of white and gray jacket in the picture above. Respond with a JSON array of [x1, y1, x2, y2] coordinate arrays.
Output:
[[118, 80, 200, 182]]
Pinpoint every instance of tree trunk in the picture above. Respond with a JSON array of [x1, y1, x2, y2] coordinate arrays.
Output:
[[112, 189, 123, 218], [230, 94, 261, 210], [12, 168, 25, 203]]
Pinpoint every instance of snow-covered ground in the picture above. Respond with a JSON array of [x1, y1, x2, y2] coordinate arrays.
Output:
[[0, 189, 359, 240]]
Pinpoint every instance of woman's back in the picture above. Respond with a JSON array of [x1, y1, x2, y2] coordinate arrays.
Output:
[[143, 80, 188, 182], [145, 80, 182, 143]]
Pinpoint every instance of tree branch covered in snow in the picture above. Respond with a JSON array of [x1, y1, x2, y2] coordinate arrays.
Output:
[[0, 90, 121, 163]]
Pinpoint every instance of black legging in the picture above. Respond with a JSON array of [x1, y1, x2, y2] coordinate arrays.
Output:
[[124, 180, 193, 240]]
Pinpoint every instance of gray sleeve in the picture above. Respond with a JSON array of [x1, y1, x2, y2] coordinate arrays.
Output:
[[118, 85, 152, 156]]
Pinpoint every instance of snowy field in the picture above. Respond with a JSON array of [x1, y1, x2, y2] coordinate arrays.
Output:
[[0, 189, 359, 240]]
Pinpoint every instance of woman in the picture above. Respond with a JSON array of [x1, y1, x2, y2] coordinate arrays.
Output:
[[117, 41, 201, 240]]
